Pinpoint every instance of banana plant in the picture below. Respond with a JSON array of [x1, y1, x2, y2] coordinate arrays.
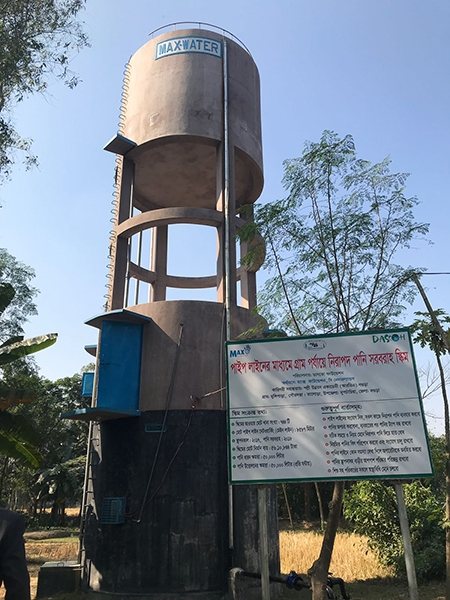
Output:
[[0, 283, 57, 466]]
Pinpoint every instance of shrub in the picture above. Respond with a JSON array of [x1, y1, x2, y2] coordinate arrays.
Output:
[[343, 480, 444, 581]]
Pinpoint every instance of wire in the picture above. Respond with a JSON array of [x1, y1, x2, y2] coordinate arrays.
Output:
[[134, 323, 184, 523], [145, 396, 198, 504], [200, 386, 226, 399]]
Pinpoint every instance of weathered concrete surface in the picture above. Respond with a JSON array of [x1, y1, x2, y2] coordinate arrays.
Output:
[[84, 411, 229, 594], [129, 301, 266, 411], [122, 29, 263, 209], [83, 410, 279, 597]]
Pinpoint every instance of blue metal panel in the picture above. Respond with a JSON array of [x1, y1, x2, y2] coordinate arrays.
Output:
[[81, 372, 94, 398], [97, 321, 142, 412]]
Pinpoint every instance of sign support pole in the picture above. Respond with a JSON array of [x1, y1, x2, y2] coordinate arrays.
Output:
[[394, 482, 418, 600], [258, 485, 271, 600]]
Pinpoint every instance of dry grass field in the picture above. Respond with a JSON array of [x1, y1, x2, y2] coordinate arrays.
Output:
[[279, 529, 444, 600], [0, 525, 444, 599], [280, 529, 394, 581]]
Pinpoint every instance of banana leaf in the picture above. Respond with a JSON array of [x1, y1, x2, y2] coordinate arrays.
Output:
[[0, 412, 41, 468], [0, 333, 57, 366]]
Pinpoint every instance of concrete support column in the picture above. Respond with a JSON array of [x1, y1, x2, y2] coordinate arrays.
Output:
[[240, 252, 257, 310], [110, 157, 134, 310], [216, 144, 237, 307], [240, 204, 257, 310], [150, 224, 168, 301]]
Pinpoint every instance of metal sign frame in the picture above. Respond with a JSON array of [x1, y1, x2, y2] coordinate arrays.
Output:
[[226, 328, 433, 484]]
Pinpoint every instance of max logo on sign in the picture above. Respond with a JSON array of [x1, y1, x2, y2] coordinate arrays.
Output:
[[229, 345, 251, 358], [156, 37, 222, 59]]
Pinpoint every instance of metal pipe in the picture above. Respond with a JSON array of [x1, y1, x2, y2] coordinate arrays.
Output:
[[134, 228, 143, 304], [258, 486, 271, 600], [78, 420, 92, 566], [223, 38, 231, 344], [222, 36, 234, 551], [394, 482, 419, 600], [123, 177, 134, 307]]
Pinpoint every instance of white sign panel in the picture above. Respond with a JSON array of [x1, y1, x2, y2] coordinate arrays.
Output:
[[226, 330, 433, 484], [156, 37, 222, 60]]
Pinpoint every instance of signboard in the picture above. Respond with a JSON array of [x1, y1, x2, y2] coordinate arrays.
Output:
[[226, 329, 433, 484], [156, 36, 222, 60]]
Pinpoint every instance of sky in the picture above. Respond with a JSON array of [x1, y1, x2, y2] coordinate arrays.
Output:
[[1, 0, 449, 432]]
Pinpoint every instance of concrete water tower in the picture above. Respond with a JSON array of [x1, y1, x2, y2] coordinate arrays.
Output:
[[73, 23, 279, 598]]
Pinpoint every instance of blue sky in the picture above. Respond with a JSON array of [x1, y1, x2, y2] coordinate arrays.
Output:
[[1, 0, 449, 431]]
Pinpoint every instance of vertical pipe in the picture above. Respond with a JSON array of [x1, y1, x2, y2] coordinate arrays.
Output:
[[79, 419, 93, 565], [258, 486, 271, 600], [223, 38, 231, 342], [223, 37, 234, 550], [134, 229, 143, 304], [124, 245, 131, 308], [394, 483, 419, 600], [123, 177, 134, 308], [79, 329, 102, 569]]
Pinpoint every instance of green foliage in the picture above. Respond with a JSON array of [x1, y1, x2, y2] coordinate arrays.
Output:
[[344, 480, 444, 580], [426, 434, 446, 498], [0, 250, 58, 467], [0, 410, 41, 468], [0, 0, 88, 178], [1, 370, 88, 514], [0, 249, 37, 342], [410, 309, 450, 358], [250, 131, 429, 334]]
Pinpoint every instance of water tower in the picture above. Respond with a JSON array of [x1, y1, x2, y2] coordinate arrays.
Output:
[[72, 24, 279, 598]]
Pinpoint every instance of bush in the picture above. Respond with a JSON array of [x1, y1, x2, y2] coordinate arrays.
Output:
[[343, 480, 444, 581]]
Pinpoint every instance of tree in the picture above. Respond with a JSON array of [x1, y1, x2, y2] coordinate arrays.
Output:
[[0, 249, 37, 342], [410, 308, 450, 597], [248, 131, 429, 599], [0, 0, 88, 179], [0, 249, 57, 467], [1, 371, 88, 521], [344, 478, 444, 581], [0, 290, 57, 467]]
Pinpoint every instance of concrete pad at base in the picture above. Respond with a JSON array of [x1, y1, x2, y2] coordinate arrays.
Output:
[[86, 591, 228, 600], [36, 560, 81, 598]]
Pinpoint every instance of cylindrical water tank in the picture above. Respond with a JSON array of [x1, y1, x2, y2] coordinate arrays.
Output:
[[82, 26, 279, 598], [121, 28, 263, 210]]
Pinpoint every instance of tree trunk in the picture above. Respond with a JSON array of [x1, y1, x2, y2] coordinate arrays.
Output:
[[282, 483, 294, 529], [304, 483, 311, 522], [436, 353, 450, 600], [314, 482, 325, 531], [308, 481, 345, 600]]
